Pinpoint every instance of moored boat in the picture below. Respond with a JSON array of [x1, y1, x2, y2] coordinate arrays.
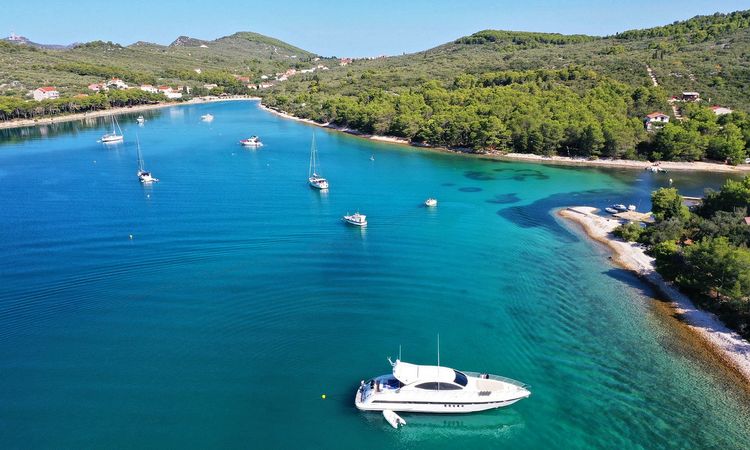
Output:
[[355, 358, 530, 414], [343, 212, 367, 227], [424, 198, 437, 207], [101, 115, 124, 143], [136, 135, 158, 183], [240, 136, 263, 147], [612, 204, 627, 212], [604, 207, 619, 214], [308, 133, 329, 189], [201, 113, 214, 122], [136, 115, 145, 124]]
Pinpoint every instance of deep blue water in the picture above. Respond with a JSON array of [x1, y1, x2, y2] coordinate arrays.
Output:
[[1, 100, 749, 449]]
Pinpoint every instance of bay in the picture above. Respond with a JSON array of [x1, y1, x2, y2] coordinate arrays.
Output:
[[1, 100, 748, 449]]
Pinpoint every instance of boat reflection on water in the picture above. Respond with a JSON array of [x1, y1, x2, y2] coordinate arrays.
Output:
[[360, 408, 524, 439]]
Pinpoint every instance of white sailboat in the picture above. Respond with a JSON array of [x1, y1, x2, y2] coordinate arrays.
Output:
[[101, 114, 124, 143], [308, 133, 329, 189], [136, 135, 158, 183]]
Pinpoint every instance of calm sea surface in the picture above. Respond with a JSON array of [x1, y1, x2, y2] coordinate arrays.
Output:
[[1, 101, 749, 449]]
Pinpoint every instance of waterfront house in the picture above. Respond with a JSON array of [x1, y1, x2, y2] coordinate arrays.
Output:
[[140, 84, 158, 94], [710, 105, 733, 116], [644, 112, 670, 130], [681, 91, 700, 102], [33, 86, 59, 101]]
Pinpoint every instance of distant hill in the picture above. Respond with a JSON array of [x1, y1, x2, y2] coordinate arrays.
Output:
[[2, 33, 73, 50], [0, 30, 318, 97]]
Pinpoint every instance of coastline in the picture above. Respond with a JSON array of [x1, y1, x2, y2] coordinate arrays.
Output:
[[258, 103, 750, 173], [0, 95, 260, 130], [558, 206, 750, 384]]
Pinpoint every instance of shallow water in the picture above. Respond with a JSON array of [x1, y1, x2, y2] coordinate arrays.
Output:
[[1, 101, 748, 449]]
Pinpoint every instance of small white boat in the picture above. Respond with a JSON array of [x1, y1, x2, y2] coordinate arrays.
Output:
[[424, 198, 437, 207], [612, 204, 627, 212], [383, 410, 406, 429], [343, 212, 367, 227], [201, 113, 214, 122], [240, 136, 263, 147], [136, 135, 158, 183], [308, 133, 329, 189], [136, 115, 145, 124], [370, 155, 375, 161], [604, 207, 619, 214], [627, 204, 637, 211], [101, 115, 124, 143], [356, 358, 530, 414]]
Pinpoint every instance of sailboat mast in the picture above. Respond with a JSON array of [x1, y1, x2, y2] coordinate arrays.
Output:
[[309, 133, 317, 177], [437, 334, 440, 392], [136, 134, 144, 172]]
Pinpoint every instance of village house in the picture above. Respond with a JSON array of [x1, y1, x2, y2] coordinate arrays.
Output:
[[107, 78, 129, 89], [260, 75, 269, 80], [339, 58, 353, 66], [33, 86, 60, 101], [203, 83, 218, 90], [681, 91, 700, 102], [88, 82, 108, 92], [710, 105, 733, 116], [157, 85, 182, 99], [140, 84, 158, 94], [235, 76, 251, 83], [258, 82, 274, 89], [644, 112, 670, 130]]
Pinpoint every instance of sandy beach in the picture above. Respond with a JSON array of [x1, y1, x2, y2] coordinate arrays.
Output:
[[258, 104, 750, 173], [0, 95, 261, 130], [558, 206, 750, 384]]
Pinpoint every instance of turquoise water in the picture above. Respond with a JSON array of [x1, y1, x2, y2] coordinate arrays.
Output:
[[1, 100, 749, 449]]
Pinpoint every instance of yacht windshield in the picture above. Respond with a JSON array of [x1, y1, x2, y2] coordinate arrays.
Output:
[[453, 370, 468, 387]]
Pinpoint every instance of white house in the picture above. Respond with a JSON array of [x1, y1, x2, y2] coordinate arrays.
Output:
[[107, 78, 129, 89], [203, 83, 218, 90], [140, 84, 158, 94], [33, 86, 60, 101], [710, 105, 733, 116], [644, 112, 670, 130], [87, 82, 109, 92]]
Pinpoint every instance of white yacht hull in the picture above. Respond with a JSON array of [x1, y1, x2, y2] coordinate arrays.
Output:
[[102, 135, 123, 143], [356, 395, 525, 413]]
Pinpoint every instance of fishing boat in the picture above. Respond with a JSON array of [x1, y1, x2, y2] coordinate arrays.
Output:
[[240, 136, 263, 147], [136, 115, 145, 124], [424, 198, 437, 207], [136, 136, 158, 183], [343, 212, 367, 227], [201, 113, 214, 122], [101, 115, 124, 143], [308, 133, 329, 189], [355, 358, 530, 414]]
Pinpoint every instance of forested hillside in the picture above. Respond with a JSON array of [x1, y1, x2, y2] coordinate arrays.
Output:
[[264, 10, 750, 162]]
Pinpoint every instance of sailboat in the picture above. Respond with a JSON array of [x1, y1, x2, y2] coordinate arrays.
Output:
[[136, 135, 158, 183], [101, 114, 124, 143], [308, 133, 329, 189]]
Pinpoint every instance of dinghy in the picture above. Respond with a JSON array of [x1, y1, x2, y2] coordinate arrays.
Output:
[[383, 410, 406, 429]]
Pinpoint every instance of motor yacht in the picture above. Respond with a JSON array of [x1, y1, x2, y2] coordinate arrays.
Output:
[[343, 212, 367, 227], [355, 359, 530, 414], [136, 115, 145, 124], [240, 136, 263, 147]]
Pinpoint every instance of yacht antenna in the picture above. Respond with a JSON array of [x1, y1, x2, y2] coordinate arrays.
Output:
[[399, 344, 402, 361]]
